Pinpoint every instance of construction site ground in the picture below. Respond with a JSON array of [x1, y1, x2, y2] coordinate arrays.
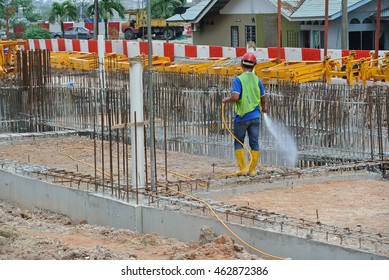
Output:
[[0, 135, 388, 260]]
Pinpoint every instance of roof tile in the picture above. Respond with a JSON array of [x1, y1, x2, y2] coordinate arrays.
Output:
[[266, 0, 366, 18]]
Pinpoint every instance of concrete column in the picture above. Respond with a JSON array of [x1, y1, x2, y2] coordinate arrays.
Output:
[[98, 35, 105, 92], [130, 59, 145, 189]]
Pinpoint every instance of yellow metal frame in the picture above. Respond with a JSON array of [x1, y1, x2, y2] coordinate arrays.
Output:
[[0, 42, 387, 86], [0, 40, 26, 78]]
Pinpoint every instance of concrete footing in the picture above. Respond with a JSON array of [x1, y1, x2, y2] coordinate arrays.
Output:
[[0, 169, 387, 260]]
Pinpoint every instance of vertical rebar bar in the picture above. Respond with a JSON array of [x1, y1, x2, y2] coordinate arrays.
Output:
[[134, 111, 139, 205]]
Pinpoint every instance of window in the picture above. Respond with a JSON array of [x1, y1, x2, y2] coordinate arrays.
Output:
[[245, 25, 256, 44], [313, 30, 324, 48], [349, 31, 374, 50], [350, 18, 360, 24], [362, 31, 374, 49], [287, 30, 299, 47], [231, 26, 239, 47], [362, 18, 373, 24], [348, 16, 377, 50], [349, 32, 361, 49]]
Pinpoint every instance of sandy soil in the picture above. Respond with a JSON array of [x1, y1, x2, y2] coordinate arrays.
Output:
[[0, 135, 388, 259], [217, 180, 389, 235]]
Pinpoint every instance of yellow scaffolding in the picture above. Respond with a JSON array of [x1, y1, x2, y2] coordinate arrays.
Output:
[[1, 42, 388, 86], [0, 40, 26, 78]]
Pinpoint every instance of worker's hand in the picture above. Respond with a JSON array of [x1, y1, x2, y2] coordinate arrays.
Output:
[[261, 106, 267, 114], [223, 94, 239, 103]]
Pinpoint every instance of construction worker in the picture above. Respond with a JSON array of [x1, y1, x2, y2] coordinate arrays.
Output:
[[222, 52, 266, 176]]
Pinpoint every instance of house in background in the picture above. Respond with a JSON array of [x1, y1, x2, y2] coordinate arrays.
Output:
[[167, 0, 389, 50]]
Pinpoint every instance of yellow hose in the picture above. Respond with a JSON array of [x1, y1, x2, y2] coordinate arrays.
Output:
[[58, 146, 110, 178], [219, 103, 252, 178], [163, 183, 286, 260]]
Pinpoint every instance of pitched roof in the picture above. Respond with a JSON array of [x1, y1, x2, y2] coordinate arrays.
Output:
[[266, 0, 372, 20], [167, 0, 375, 23], [166, 0, 230, 23]]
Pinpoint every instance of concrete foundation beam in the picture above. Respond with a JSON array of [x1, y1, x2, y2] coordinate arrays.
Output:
[[0, 170, 386, 260]]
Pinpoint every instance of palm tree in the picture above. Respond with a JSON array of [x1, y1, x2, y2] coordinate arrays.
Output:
[[49, 1, 78, 38], [151, 0, 186, 19], [87, 0, 126, 40]]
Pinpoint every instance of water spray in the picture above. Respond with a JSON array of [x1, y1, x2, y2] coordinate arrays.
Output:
[[263, 113, 298, 167]]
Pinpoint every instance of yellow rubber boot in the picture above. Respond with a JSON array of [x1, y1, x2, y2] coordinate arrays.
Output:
[[248, 150, 260, 176], [235, 149, 248, 175]]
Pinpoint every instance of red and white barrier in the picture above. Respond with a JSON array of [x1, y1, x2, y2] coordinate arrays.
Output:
[[26, 39, 387, 63]]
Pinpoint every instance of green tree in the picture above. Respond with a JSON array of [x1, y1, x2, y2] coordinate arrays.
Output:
[[151, 0, 186, 19], [48, 0, 78, 38], [23, 24, 51, 39], [0, 0, 28, 30], [86, 0, 126, 40], [0, 0, 40, 23]]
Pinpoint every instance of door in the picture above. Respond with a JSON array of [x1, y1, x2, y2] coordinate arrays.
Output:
[[300, 31, 310, 48]]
